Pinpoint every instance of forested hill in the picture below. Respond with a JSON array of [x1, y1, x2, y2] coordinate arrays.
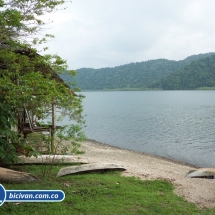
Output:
[[149, 53, 215, 90], [73, 59, 181, 90], [60, 52, 214, 90]]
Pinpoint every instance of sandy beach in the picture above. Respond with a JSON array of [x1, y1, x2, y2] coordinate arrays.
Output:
[[78, 140, 215, 208]]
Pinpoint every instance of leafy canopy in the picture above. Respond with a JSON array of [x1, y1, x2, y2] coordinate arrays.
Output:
[[0, 0, 85, 164]]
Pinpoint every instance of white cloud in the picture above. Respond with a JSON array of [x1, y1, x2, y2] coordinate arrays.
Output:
[[42, 0, 215, 69]]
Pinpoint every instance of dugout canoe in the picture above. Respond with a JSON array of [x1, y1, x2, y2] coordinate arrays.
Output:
[[17, 155, 88, 164], [0, 167, 40, 183], [57, 163, 126, 177], [186, 168, 215, 179]]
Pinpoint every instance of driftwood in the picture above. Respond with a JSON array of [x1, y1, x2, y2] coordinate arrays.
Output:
[[186, 168, 215, 179], [57, 163, 126, 177], [0, 167, 40, 183], [17, 155, 88, 164]]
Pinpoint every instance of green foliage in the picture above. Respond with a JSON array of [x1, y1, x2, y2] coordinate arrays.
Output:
[[0, 0, 66, 43], [0, 48, 85, 164], [149, 54, 215, 90], [0, 102, 20, 164], [0, 0, 85, 164], [61, 53, 215, 91], [2, 165, 214, 214], [50, 124, 86, 155]]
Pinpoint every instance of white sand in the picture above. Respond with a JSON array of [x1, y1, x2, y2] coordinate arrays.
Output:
[[78, 140, 215, 208]]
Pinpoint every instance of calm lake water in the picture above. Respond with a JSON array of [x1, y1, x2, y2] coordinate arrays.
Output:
[[66, 91, 215, 167]]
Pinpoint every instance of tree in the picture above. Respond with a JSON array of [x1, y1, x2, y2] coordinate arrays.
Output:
[[0, 0, 85, 164]]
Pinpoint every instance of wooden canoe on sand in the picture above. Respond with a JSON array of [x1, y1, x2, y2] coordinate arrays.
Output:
[[186, 168, 215, 179], [0, 167, 40, 183], [17, 155, 88, 164], [57, 163, 126, 177]]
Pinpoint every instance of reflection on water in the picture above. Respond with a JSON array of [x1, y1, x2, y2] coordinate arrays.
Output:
[[63, 91, 215, 167]]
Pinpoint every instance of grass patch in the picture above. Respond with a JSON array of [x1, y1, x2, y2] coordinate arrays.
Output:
[[1, 165, 215, 215]]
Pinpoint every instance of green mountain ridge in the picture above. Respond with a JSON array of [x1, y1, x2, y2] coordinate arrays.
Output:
[[60, 52, 215, 90], [149, 53, 215, 90]]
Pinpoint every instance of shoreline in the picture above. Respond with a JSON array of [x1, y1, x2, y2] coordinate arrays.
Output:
[[86, 139, 199, 169], [78, 139, 215, 208]]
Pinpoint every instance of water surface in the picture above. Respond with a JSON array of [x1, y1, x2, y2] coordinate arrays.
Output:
[[66, 91, 215, 167]]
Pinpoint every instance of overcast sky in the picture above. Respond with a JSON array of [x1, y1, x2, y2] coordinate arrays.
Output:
[[43, 0, 215, 69]]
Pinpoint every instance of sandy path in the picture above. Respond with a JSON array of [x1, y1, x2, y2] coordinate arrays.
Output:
[[78, 140, 215, 208]]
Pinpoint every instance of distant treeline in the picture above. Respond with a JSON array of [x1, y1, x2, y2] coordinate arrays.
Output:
[[149, 54, 215, 90], [60, 52, 215, 90]]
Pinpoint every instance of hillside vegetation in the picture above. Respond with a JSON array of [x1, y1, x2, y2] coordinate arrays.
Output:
[[60, 53, 215, 90], [149, 54, 215, 90]]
